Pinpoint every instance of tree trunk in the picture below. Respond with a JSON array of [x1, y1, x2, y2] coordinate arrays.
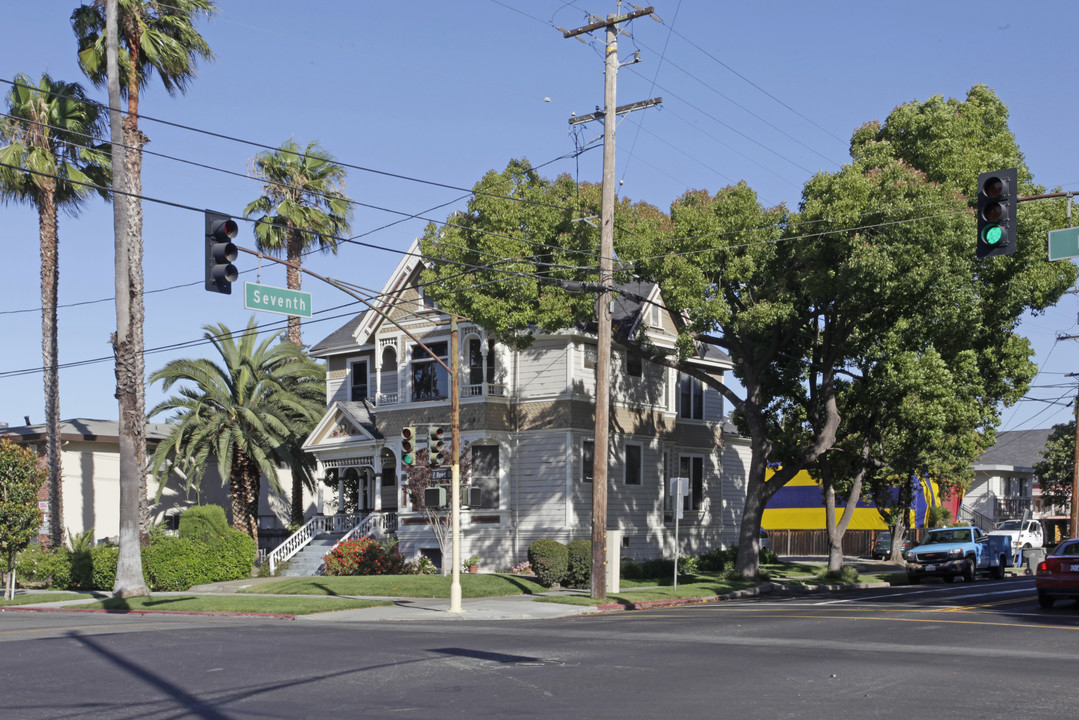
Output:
[[38, 187, 64, 550], [230, 447, 261, 544], [285, 230, 303, 347], [111, 1, 149, 598]]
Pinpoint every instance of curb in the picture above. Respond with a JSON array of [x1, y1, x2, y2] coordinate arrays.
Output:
[[594, 579, 893, 613]]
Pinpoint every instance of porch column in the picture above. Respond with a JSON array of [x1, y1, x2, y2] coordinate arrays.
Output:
[[337, 475, 345, 513]]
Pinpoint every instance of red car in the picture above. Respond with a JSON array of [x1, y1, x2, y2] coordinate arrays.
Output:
[[1035, 538, 1079, 608]]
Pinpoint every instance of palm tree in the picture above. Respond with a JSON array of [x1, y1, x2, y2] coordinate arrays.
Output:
[[245, 139, 353, 348], [71, 0, 217, 540], [148, 319, 325, 542], [0, 73, 110, 549]]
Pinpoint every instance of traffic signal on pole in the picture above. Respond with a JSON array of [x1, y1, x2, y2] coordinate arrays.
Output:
[[428, 425, 446, 468], [976, 168, 1018, 258], [401, 426, 416, 466], [205, 210, 239, 294]]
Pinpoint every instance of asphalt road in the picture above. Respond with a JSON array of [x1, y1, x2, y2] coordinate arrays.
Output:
[[2, 576, 1077, 719]]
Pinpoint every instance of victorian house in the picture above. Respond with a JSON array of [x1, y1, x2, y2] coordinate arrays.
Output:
[[289, 241, 751, 572]]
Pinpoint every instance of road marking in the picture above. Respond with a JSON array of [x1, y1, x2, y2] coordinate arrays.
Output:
[[812, 584, 1034, 605]]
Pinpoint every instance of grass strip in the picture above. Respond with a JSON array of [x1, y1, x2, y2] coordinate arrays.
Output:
[[240, 573, 548, 599], [0, 592, 93, 607], [83, 594, 392, 616]]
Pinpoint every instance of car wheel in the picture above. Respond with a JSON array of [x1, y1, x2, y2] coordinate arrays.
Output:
[[1023, 543, 1032, 549], [963, 559, 976, 582], [1038, 591, 1055, 609], [991, 556, 1005, 580]]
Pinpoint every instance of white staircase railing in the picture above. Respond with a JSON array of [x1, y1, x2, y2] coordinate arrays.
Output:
[[266, 511, 397, 574]]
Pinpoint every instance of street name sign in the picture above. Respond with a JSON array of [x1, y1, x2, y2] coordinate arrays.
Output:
[[1048, 227, 1079, 261], [430, 468, 452, 482], [244, 282, 312, 317]]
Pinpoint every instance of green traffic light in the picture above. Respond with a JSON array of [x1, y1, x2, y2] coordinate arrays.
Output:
[[982, 224, 1003, 245]]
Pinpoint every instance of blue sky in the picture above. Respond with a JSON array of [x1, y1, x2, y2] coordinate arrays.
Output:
[[2, 1, 1077, 433]]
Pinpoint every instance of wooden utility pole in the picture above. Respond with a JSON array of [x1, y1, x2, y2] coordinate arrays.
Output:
[[563, 4, 657, 601]]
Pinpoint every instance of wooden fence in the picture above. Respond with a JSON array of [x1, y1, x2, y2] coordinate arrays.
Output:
[[767, 528, 927, 558]]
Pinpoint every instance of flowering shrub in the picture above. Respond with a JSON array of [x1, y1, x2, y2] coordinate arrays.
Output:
[[408, 555, 438, 575], [509, 561, 532, 576], [324, 538, 407, 576]]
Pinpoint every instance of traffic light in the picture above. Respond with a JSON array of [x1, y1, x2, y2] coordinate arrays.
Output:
[[428, 425, 446, 468], [976, 168, 1018, 258], [205, 210, 239, 294], [401, 426, 416, 466]]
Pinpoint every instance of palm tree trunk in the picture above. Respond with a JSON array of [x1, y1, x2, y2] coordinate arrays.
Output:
[[39, 188, 64, 550], [111, 0, 148, 597], [285, 230, 303, 347], [286, 230, 304, 525], [230, 446, 261, 544]]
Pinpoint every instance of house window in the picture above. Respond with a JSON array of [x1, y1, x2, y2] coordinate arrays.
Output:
[[626, 352, 642, 378], [650, 303, 662, 328], [679, 374, 703, 420], [1005, 476, 1030, 496], [486, 339, 496, 384], [679, 455, 704, 510], [350, 360, 369, 402], [624, 443, 642, 485], [411, 341, 448, 401], [470, 445, 499, 508], [583, 343, 597, 369], [468, 339, 484, 386], [582, 439, 594, 483]]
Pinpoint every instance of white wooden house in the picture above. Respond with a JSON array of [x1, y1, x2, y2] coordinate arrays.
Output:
[[294, 242, 751, 571]]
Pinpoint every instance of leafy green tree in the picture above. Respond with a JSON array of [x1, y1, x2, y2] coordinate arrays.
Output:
[[0, 439, 48, 600], [1033, 420, 1076, 511], [244, 139, 353, 349], [147, 319, 325, 541], [0, 72, 110, 549]]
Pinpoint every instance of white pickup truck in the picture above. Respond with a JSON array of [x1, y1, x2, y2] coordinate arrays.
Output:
[[988, 519, 1044, 552]]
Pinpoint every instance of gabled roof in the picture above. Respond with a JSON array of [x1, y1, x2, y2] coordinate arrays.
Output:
[[974, 428, 1053, 473], [302, 401, 382, 451], [309, 239, 424, 358], [307, 240, 732, 368]]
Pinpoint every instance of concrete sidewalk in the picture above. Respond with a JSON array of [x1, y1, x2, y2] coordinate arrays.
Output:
[[3, 579, 603, 622]]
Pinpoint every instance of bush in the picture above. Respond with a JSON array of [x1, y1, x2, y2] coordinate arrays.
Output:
[[16, 543, 71, 589], [178, 505, 231, 543], [143, 530, 256, 591], [16, 528, 255, 592], [407, 555, 438, 575], [323, 538, 407, 576], [528, 538, 568, 588], [564, 539, 591, 589]]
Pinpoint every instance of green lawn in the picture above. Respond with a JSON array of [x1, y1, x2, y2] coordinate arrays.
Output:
[[85, 594, 392, 616], [0, 592, 94, 607], [241, 573, 548, 599]]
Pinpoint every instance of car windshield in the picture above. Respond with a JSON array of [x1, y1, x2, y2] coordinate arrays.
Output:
[[924, 529, 971, 545], [876, 533, 891, 543], [995, 521, 1022, 531], [1051, 542, 1079, 557]]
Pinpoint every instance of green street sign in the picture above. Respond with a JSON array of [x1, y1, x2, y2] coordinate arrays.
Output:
[[244, 282, 312, 318], [1048, 227, 1079, 261]]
